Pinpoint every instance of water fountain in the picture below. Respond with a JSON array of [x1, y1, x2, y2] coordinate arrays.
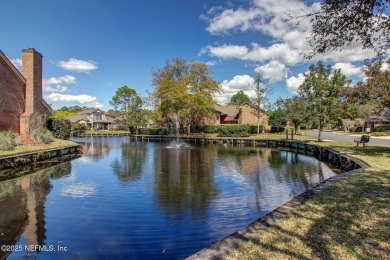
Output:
[[166, 115, 191, 149]]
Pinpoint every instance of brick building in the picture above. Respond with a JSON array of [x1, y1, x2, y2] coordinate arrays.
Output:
[[209, 103, 270, 130], [0, 48, 52, 138]]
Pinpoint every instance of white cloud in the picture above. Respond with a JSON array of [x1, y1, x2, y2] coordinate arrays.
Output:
[[205, 60, 218, 66], [58, 58, 98, 73], [44, 85, 68, 93], [334, 63, 364, 77], [46, 93, 104, 108], [10, 58, 22, 68], [204, 7, 263, 34], [202, 42, 302, 66], [255, 60, 290, 83], [215, 75, 255, 104], [201, 0, 377, 74], [202, 44, 248, 59], [44, 75, 76, 85], [285, 73, 305, 94], [43, 75, 76, 94]]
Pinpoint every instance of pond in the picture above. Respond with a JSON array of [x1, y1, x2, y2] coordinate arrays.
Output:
[[0, 137, 336, 259]]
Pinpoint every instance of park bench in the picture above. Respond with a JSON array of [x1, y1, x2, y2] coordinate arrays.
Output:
[[354, 135, 370, 147]]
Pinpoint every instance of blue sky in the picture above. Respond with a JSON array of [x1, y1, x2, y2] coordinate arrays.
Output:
[[1, 0, 380, 110]]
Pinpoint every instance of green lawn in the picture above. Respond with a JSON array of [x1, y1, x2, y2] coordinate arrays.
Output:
[[226, 141, 390, 260], [0, 139, 79, 158]]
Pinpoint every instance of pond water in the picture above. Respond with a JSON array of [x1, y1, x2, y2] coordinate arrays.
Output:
[[0, 137, 336, 259]]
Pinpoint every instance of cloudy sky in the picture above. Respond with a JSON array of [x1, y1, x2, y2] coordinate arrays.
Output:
[[0, 0, 380, 109]]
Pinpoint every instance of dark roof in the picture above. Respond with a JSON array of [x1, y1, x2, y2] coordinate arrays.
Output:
[[214, 104, 239, 117], [77, 108, 104, 115], [70, 109, 117, 124]]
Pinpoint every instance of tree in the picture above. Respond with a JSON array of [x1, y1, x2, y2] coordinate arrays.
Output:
[[342, 59, 390, 129], [228, 90, 251, 105], [250, 73, 271, 135], [298, 61, 350, 141], [268, 108, 287, 132], [58, 105, 87, 113], [276, 96, 308, 134], [152, 58, 220, 134], [303, 0, 390, 59], [109, 86, 147, 133]]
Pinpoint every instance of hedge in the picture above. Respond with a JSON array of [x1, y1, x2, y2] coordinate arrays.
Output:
[[373, 125, 390, 132], [270, 126, 285, 133], [217, 125, 251, 137], [349, 126, 363, 133], [47, 118, 71, 140], [143, 128, 169, 135], [192, 124, 263, 135]]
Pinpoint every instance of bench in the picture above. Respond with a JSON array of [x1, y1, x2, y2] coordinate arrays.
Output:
[[354, 135, 370, 147]]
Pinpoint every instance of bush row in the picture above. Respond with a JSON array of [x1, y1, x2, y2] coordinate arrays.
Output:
[[191, 125, 263, 137], [373, 125, 390, 132], [349, 126, 363, 133], [0, 127, 54, 151], [142, 128, 169, 135], [192, 124, 263, 135]]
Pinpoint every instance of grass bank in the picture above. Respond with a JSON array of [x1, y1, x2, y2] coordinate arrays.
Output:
[[0, 139, 79, 158], [226, 140, 390, 260]]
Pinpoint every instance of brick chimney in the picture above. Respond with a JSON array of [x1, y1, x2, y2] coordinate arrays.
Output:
[[20, 48, 43, 138], [22, 48, 42, 116]]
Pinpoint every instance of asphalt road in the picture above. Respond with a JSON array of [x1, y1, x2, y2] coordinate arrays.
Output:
[[303, 130, 390, 148]]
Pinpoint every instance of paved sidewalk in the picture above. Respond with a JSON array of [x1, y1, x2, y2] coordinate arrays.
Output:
[[303, 130, 390, 147]]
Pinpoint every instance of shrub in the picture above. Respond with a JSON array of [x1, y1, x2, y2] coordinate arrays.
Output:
[[217, 125, 251, 137], [0, 130, 16, 151], [31, 127, 54, 144], [249, 125, 263, 134], [373, 125, 390, 132], [143, 128, 169, 135], [47, 118, 71, 140], [270, 126, 285, 133], [72, 123, 87, 134]]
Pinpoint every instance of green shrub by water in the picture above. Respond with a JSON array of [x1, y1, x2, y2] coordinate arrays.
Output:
[[143, 128, 169, 135], [216, 125, 251, 137], [31, 128, 54, 144], [72, 123, 87, 134], [192, 124, 262, 135], [0, 130, 16, 151], [48, 118, 71, 140]]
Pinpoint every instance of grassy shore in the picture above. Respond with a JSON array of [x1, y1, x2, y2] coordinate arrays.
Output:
[[226, 140, 390, 260], [0, 139, 79, 158]]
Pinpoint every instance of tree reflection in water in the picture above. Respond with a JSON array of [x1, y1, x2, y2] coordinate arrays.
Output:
[[153, 146, 219, 220], [110, 139, 148, 182]]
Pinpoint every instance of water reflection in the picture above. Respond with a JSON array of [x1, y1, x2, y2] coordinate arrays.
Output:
[[110, 139, 147, 182], [0, 162, 71, 259], [153, 146, 219, 219], [0, 138, 337, 259], [74, 137, 111, 161]]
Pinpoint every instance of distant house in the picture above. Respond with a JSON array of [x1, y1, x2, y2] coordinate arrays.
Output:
[[70, 108, 121, 130], [0, 48, 52, 138], [364, 108, 390, 131], [210, 103, 270, 130]]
